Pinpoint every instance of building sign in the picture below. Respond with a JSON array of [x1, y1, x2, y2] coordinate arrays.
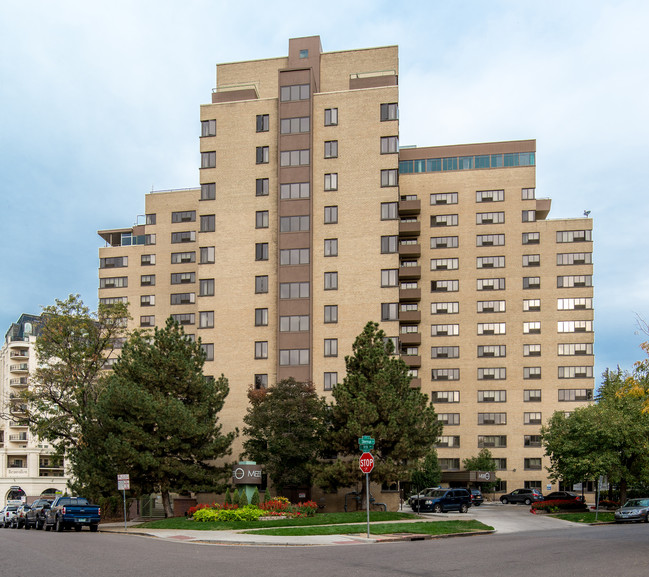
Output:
[[474, 471, 492, 482], [232, 464, 263, 485]]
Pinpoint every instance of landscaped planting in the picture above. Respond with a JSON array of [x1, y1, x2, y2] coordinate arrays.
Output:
[[188, 497, 319, 522]]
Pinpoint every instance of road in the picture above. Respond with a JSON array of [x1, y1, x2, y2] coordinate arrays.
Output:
[[1, 510, 648, 577]]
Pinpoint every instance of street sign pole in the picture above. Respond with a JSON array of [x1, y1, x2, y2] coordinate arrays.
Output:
[[117, 474, 130, 531], [366, 471, 370, 538]]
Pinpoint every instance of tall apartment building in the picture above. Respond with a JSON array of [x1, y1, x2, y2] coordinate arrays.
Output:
[[0, 315, 68, 505], [98, 36, 594, 495]]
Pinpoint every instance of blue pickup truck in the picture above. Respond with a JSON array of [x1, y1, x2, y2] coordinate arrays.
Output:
[[43, 496, 101, 532]]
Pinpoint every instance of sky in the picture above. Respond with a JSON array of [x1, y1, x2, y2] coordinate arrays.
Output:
[[1, 0, 647, 381]]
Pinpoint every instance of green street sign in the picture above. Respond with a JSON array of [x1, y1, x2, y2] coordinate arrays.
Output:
[[358, 435, 375, 451]]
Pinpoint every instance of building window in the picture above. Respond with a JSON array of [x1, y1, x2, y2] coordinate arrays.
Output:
[[524, 412, 542, 425], [140, 295, 155, 307], [431, 324, 459, 337], [523, 277, 541, 289], [255, 243, 269, 261], [324, 141, 338, 158], [141, 254, 155, 266], [256, 211, 269, 229], [439, 459, 461, 471], [558, 320, 593, 333], [477, 345, 506, 358], [431, 391, 460, 403], [324, 305, 338, 324], [381, 303, 398, 321], [201, 119, 216, 137], [524, 435, 542, 447], [437, 413, 460, 426], [172, 210, 196, 223], [324, 239, 338, 257], [280, 149, 310, 166], [557, 275, 593, 288], [279, 349, 310, 366], [100, 277, 128, 289], [522, 210, 536, 222], [431, 302, 459, 314], [324, 339, 338, 357], [557, 253, 593, 266], [280, 215, 310, 232], [203, 344, 215, 361], [280, 282, 310, 299], [324, 372, 338, 391], [171, 313, 195, 326], [477, 323, 506, 335], [324, 272, 338, 290], [476, 212, 505, 225], [324, 173, 338, 191], [381, 236, 398, 253], [525, 458, 542, 470], [280, 248, 310, 265], [523, 321, 541, 334], [556, 230, 592, 243], [198, 311, 212, 327], [201, 183, 216, 200], [558, 343, 593, 356], [430, 236, 458, 249], [381, 269, 398, 287], [280, 116, 310, 134], [476, 256, 505, 269], [478, 435, 507, 448], [200, 215, 215, 232], [145, 213, 156, 225], [523, 299, 541, 312], [524, 389, 542, 402], [100, 256, 128, 268], [280, 84, 309, 102], [558, 366, 594, 379], [380, 169, 398, 187], [381, 136, 398, 154], [171, 293, 196, 305], [171, 231, 196, 243], [279, 315, 309, 332], [430, 192, 458, 205], [476, 300, 506, 313], [324, 108, 338, 126], [254, 374, 268, 389], [522, 232, 540, 244], [140, 275, 156, 286], [436, 436, 461, 448], [431, 280, 459, 292], [524, 344, 542, 357], [380, 102, 398, 121], [476, 234, 505, 247], [255, 341, 268, 359], [255, 308, 269, 327], [476, 189, 504, 202], [256, 114, 269, 132], [431, 258, 459, 271], [523, 254, 541, 267], [432, 369, 460, 381], [478, 413, 507, 425], [199, 278, 214, 296], [201, 151, 216, 168], [255, 276, 268, 294], [199, 246, 214, 264], [524, 367, 542, 379], [431, 214, 458, 227], [171, 272, 196, 284], [324, 206, 338, 224], [256, 178, 269, 196], [140, 315, 155, 327], [477, 278, 505, 291], [522, 188, 536, 200], [558, 389, 594, 401], [256, 146, 269, 164], [478, 368, 506, 380], [381, 202, 398, 220]]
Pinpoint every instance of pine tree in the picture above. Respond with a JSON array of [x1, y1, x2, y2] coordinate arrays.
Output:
[[224, 488, 232, 505], [240, 490, 249, 507], [232, 489, 240, 507], [250, 487, 260, 506]]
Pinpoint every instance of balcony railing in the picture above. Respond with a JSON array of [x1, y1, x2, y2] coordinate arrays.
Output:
[[10, 350, 29, 359], [9, 378, 28, 386], [10, 364, 29, 373], [9, 433, 28, 442]]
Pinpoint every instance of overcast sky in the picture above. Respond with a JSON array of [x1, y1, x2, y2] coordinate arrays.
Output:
[[1, 0, 647, 380]]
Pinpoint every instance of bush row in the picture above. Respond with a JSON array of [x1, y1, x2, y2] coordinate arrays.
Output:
[[188, 497, 318, 522]]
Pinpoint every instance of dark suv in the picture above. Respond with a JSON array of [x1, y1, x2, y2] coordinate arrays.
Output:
[[24, 499, 53, 530], [500, 488, 544, 505], [410, 488, 472, 513]]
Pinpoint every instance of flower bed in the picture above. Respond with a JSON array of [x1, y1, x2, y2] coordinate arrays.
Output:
[[188, 498, 319, 522], [531, 499, 589, 513]]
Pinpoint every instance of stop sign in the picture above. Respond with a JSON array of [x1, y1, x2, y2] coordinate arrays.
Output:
[[359, 452, 374, 473]]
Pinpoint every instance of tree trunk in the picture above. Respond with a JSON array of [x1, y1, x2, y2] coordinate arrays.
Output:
[[161, 489, 174, 518]]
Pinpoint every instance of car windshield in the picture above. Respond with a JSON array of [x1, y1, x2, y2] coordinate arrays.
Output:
[[624, 499, 649, 507], [429, 490, 448, 499]]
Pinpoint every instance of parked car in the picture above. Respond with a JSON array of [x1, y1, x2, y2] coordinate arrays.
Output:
[[614, 498, 649, 523], [500, 488, 544, 505], [544, 491, 584, 503], [1, 504, 19, 528], [24, 499, 54, 530], [410, 488, 472, 513], [43, 496, 101, 532], [10, 504, 31, 528], [470, 489, 484, 506], [408, 488, 439, 507]]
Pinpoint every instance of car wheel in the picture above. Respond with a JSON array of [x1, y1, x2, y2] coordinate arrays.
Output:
[[645, 514, 649, 523], [433, 504, 443, 513], [36, 520, 43, 530], [524, 498, 532, 505], [55, 517, 64, 532], [24, 521, 30, 530], [501, 498, 509, 504], [460, 504, 468, 513], [89, 524, 98, 533], [44, 522, 51, 531], [74, 525, 82, 532]]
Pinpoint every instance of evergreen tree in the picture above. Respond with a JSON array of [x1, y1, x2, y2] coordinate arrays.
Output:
[[224, 488, 232, 505], [96, 318, 236, 516], [242, 378, 328, 491], [232, 489, 240, 507], [462, 448, 498, 493], [240, 490, 248, 507], [312, 322, 442, 501], [250, 487, 260, 506], [410, 448, 442, 492]]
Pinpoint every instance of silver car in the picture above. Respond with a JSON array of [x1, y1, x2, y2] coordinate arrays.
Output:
[[614, 498, 649, 523]]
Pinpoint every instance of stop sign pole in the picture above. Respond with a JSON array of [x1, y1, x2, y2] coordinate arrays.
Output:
[[359, 450, 374, 539]]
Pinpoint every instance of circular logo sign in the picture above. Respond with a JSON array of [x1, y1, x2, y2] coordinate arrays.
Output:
[[233, 467, 245, 480]]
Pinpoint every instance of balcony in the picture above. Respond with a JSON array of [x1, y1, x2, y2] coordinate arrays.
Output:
[[409, 377, 422, 389], [398, 243, 421, 258], [9, 420, 28, 428], [9, 433, 28, 442], [9, 378, 28, 388], [399, 288, 421, 302], [400, 332, 422, 346], [10, 350, 29, 359], [399, 265, 421, 280], [399, 220, 421, 237], [399, 310, 421, 323], [399, 198, 421, 215], [536, 198, 552, 220], [401, 355, 421, 368], [10, 364, 29, 373]]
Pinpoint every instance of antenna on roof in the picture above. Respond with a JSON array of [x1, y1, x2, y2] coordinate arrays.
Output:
[[583, 210, 591, 217]]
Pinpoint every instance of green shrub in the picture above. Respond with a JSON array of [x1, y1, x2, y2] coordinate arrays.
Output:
[[192, 508, 220, 522], [240, 490, 249, 507], [224, 488, 232, 505], [251, 488, 260, 507], [232, 489, 240, 507]]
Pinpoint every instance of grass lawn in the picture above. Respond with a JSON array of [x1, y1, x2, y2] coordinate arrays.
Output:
[[134, 511, 416, 531], [550, 511, 615, 523], [243, 520, 493, 537]]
